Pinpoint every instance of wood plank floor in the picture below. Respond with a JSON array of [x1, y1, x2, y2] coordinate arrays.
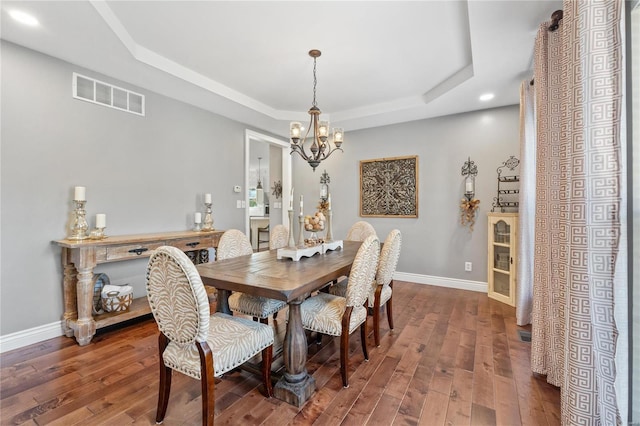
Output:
[[0, 282, 560, 425]]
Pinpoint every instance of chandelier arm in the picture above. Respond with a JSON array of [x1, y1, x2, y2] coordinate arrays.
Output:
[[320, 146, 344, 161]]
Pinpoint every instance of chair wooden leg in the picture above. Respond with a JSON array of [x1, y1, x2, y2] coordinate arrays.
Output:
[[261, 345, 273, 397], [387, 281, 394, 330], [259, 317, 269, 325], [273, 311, 278, 320], [340, 307, 353, 388], [360, 317, 369, 361], [316, 332, 323, 345], [196, 341, 215, 426], [373, 285, 382, 347], [156, 333, 172, 424]]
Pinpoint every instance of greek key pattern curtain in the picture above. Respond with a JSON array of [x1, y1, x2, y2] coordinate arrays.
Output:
[[531, 1, 626, 424]]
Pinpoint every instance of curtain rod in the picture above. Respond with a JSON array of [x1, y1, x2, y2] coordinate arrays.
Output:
[[548, 10, 563, 31]]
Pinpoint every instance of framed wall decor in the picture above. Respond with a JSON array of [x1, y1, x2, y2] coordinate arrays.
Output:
[[360, 155, 418, 218]]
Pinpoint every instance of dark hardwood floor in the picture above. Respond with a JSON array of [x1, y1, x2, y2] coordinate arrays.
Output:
[[0, 282, 560, 425]]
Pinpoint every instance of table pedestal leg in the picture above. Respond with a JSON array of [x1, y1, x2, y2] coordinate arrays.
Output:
[[216, 289, 232, 314], [274, 298, 316, 407]]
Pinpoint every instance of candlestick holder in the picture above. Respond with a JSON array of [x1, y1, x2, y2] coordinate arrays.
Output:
[[89, 227, 107, 240], [326, 209, 333, 241], [68, 200, 89, 240], [193, 222, 202, 232], [202, 202, 214, 231], [287, 209, 296, 248], [297, 214, 305, 248]]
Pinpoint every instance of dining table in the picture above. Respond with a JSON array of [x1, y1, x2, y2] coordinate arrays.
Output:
[[196, 240, 360, 407]]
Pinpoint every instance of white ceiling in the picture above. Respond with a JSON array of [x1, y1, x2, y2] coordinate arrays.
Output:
[[0, 1, 561, 137]]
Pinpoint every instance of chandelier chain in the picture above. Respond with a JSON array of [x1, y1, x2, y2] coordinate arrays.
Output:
[[312, 56, 318, 108]]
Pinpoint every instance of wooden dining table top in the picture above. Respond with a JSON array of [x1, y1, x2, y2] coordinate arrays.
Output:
[[197, 241, 361, 302]]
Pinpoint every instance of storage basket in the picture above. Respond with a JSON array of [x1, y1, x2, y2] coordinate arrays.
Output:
[[101, 284, 133, 313]]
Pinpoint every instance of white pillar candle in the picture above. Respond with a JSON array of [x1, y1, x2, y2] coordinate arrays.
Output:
[[74, 186, 86, 201], [194, 212, 202, 223], [96, 213, 106, 228], [466, 180, 474, 193], [204, 193, 212, 204], [328, 193, 332, 210], [289, 187, 294, 210], [299, 195, 304, 215]]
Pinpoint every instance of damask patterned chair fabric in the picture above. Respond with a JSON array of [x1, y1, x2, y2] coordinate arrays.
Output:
[[330, 229, 402, 346], [269, 224, 289, 250], [345, 221, 377, 242], [300, 235, 380, 387], [145, 246, 274, 425], [219, 230, 287, 320]]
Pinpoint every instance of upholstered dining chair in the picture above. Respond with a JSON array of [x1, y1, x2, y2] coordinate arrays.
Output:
[[219, 229, 287, 323], [330, 229, 402, 346], [146, 246, 274, 426], [300, 235, 380, 388], [345, 221, 377, 242], [269, 224, 289, 250]]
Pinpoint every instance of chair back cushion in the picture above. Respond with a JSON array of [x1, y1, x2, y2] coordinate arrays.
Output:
[[217, 229, 253, 260], [345, 235, 380, 307], [346, 221, 377, 242], [270, 224, 289, 250], [146, 246, 210, 344], [377, 229, 402, 285]]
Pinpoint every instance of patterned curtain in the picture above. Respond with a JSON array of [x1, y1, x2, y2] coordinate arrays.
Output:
[[516, 80, 536, 326], [531, 1, 627, 424]]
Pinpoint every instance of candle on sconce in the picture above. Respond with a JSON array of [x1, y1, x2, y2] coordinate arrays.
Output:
[[74, 186, 86, 201], [195, 212, 202, 223], [95, 213, 106, 228], [465, 180, 474, 193], [328, 193, 332, 210], [204, 193, 212, 204], [299, 195, 304, 215]]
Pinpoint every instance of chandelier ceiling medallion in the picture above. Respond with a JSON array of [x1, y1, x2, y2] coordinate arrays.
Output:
[[290, 49, 344, 171]]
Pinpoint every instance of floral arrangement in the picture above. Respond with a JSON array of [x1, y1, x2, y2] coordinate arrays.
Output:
[[460, 198, 480, 231], [317, 199, 329, 214]]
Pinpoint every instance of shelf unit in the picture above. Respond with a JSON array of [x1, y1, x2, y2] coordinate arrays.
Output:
[[491, 156, 520, 212], [487, 212, 518, 306]]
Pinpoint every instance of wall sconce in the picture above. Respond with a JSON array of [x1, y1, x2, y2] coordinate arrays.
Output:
[[461, 157, 478, 200], [319, 170, 330, 201]]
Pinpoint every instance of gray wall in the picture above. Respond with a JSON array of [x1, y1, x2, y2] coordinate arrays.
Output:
[[292, 106, 520, 282], [0, 41, 251, 334], [1, 40, 520, 338]]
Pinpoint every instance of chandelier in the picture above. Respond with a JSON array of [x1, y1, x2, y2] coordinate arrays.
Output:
[[290, 50, 344, 171]]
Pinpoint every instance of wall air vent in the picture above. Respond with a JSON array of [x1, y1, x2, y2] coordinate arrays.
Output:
[[72, 73, 145, 116]]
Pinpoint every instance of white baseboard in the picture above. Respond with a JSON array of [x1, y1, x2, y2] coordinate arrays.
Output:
[[393, 271, 487, 293], [0, 272, 485, 353], [0, 321, 65, 354]]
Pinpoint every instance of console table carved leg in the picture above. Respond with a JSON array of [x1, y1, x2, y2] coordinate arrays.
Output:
[[274, 297, 316, 407], [61, 249, 77, 338], [71, 247, 97, 346]]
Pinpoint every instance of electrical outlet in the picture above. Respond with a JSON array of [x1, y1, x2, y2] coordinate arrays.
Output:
[[465, 262, 472, 272]]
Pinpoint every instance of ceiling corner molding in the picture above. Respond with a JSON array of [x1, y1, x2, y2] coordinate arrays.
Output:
[[89, 0, 280, 120]]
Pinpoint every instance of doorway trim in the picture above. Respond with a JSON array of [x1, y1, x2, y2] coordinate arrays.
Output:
[[244, 129, 291, 237]]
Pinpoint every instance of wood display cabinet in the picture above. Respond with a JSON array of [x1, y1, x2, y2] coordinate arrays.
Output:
[[487, 213, 518, 306]]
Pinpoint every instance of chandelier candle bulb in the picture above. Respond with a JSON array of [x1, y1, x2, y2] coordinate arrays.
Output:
[[95, 214, 106, 228], [204, 193, 212, 204], [74, 186, 86, 201]]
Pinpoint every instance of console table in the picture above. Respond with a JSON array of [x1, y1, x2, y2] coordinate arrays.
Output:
[[54, 230, 223, 346]]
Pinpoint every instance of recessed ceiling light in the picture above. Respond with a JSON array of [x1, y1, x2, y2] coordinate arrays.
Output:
[[9, 10, 39, 27], [479, 93, 495, 102]]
